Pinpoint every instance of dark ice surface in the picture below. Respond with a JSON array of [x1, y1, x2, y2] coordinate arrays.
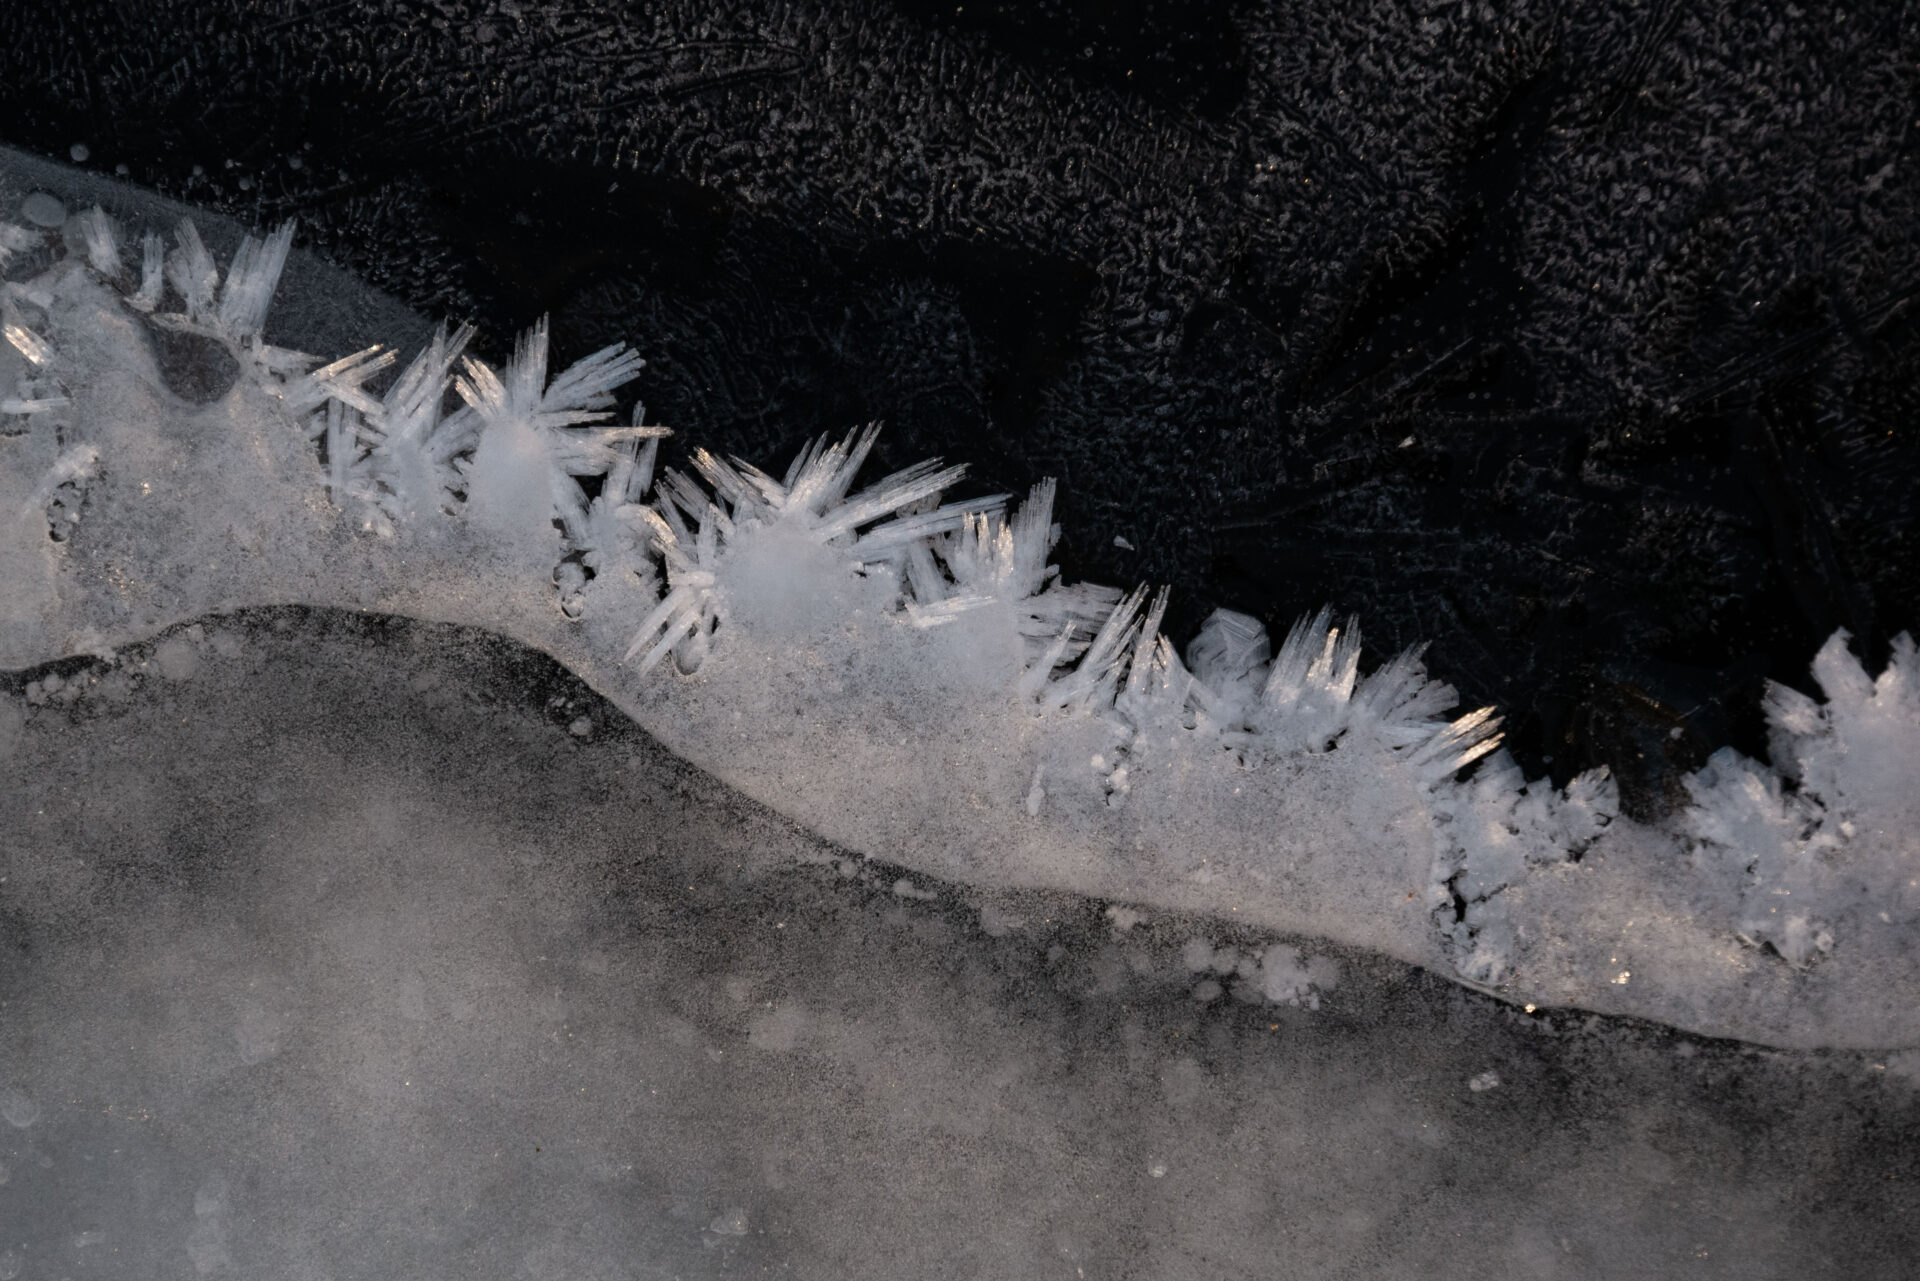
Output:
[[3, 610, 1916, 1278]]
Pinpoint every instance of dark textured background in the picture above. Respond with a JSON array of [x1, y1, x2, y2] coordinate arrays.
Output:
[[3, 0, 1916, 814]]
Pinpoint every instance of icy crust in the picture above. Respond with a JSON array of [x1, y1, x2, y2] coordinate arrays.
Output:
[[3, 199, 1917, 1051]]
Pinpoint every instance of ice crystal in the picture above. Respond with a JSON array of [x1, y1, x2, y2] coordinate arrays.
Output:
[[1025, 582, 1155, 712], [1683, 748, 1833, 966], [455, 316, 647, 557], [1185, 608, 1269, 734], [1681, 631, 1919, 966], [1430, 750, 1619, 983], [1116, 595, 1200, 736], [283, 344, 396, 421], [64, 215, 374, 412], [624, 423, 1003, 673], [909, 478, 1126, 700], [149, 218, 312, 371], [126, 230, 164, 312], [1173, 604, 1506, 783], [557, 403, 670, 619], [75, 206, 121, 279], [3, 320, 54, 369], [2, 310, 68, 419], [1767, 630, 1920, 851], [311, 322, 477, 531], [316, 399, 383, 522], [1226, 608, 1506, 777]]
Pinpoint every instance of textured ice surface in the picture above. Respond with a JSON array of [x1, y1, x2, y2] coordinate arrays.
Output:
[[2, 611, 1916, 1278], [0, 145, 1916, 1058]]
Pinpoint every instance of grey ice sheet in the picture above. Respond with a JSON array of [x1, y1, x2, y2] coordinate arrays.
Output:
[[2, 610, 1916, 1278]]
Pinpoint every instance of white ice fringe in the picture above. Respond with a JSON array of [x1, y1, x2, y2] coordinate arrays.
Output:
[[11, 198, 1919, 1026]]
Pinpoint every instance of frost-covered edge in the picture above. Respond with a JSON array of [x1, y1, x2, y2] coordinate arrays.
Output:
[[5, 209, 1916, 1042]]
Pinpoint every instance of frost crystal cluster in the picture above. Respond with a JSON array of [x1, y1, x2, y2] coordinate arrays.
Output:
[[3, 186, 1915, 1052], [1682, 632, 1920, 968]]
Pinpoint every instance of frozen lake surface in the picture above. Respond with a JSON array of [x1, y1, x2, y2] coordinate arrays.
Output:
[[3, 609, 1915, 1279]]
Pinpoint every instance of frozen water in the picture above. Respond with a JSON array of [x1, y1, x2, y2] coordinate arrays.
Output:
[[0, 1088, 38, 1129], [0, 611, 1914, 1277], [0, 144, 1915, 1050], [16, 192, 64, 229], [0, 143, 1917, 1275]]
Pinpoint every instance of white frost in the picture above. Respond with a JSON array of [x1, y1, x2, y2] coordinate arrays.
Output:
[[5, 182, 1917, 1051]]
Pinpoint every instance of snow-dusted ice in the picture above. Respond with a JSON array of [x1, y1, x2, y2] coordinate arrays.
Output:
[[1, 147, 1918, 1276]]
